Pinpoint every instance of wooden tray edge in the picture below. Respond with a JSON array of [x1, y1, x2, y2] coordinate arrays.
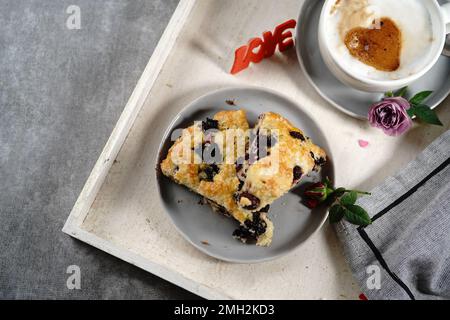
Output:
[[62, 0, 228, 300]]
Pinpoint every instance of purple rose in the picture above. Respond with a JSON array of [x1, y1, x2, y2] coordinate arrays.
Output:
[[368, 97, 413, 136]]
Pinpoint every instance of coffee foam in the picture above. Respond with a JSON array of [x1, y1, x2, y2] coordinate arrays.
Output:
[[326, 0, 435, 80]]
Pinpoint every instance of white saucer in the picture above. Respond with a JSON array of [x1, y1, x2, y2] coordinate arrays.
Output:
[[296, 0, 450, 120]]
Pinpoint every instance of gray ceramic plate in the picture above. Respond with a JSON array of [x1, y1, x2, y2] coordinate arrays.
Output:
[[156, 87, 332, 263], [296, 0, 450, 120]]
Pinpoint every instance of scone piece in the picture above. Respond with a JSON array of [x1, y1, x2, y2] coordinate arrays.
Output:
[[160, 110, 274, 246], [236, 112, 327, 213]]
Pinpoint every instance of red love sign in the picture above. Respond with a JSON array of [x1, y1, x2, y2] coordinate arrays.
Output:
[[230, 19, 297, 75]]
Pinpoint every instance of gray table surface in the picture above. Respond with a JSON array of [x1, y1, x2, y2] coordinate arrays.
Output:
[[0, 0, 198, 299]]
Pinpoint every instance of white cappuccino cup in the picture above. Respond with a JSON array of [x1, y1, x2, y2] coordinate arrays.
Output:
[[318, 0, 450, 92]]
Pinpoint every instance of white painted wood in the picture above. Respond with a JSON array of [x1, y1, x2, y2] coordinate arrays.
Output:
[[63, 0, 197, 231], [63, 0, 450, 300]]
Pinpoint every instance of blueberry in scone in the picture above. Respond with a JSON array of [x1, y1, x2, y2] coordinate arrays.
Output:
[[160, 110, 274, 246], [235, 112, 327, 213]]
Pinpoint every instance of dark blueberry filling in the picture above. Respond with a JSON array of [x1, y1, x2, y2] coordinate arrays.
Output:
[[202, 118, 219, 131], [208, 199, 231, 217], [237, 192, 261, 211], [235, 159, 247, 188], [232, 212, 267, 243], [199, 164, 220, 182], [310, 151, 326, 169], [293, 166, 303, 183], [315, 157, 326, 166], [290, 131, 306, 141], [233, 228, 251, 243], [244, 213, 267, 235], [217, 206, 229, 216], [258, 204, 270, 213]]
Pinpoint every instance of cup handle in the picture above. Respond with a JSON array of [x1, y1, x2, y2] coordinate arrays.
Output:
[[442, 2, 450, 56]]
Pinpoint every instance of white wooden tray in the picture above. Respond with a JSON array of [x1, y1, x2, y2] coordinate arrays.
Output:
[[63, 0, 450, 300]]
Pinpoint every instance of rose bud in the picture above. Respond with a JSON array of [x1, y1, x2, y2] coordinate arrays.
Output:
[[368, 97, 413, 136], [304, 182, 333, 202]]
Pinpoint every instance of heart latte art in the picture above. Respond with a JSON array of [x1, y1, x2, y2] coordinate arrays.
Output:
[[325, 0, 435, 81], [344, 17, 401, 72]]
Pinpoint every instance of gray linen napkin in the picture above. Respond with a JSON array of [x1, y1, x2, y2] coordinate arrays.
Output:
[[336, 130, 450, 300]]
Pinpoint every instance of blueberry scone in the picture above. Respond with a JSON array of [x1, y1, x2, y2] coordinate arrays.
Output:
[[160, 110, 274, 246], [235, 112, 327, 214]]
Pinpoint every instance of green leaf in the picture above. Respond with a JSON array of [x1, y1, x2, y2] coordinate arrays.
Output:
[[385, 91, 394, 98], [340, 191, 357, 206], [394, 86, 408, 97], [407, 105, 416, 118], [411, 105, 443, 126], [343, 205, 372, 226], [409, 91, 433, 106], [329, 205, 345, 224]]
